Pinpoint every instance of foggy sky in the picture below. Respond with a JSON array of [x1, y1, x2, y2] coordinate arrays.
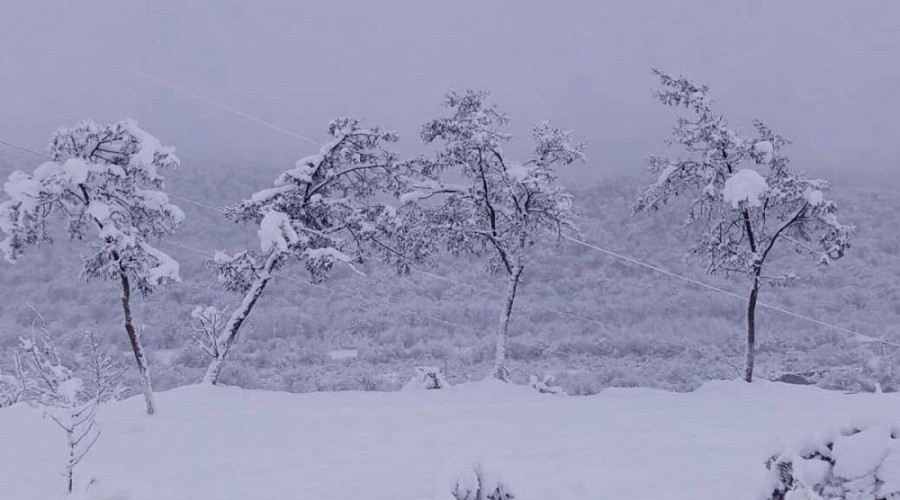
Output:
[[1, 1, 898, 186]]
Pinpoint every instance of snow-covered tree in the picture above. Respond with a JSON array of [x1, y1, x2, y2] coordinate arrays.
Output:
[[17, 311, 124, 494], [184, 305, 228, 361], [80, 330, 127, 405], [635, 70, 853, 382], [0, 119, 183, 414], [401, 90, 583, 380], [203, 118, 410, 385]]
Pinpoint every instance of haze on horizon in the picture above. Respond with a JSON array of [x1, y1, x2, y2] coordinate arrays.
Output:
[[1, 0, 898, 186]]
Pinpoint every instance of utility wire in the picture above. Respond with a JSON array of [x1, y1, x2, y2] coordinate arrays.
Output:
[[108, 67, 893, 347], [1, 123, 891, 348], [0, 138, 50, 159], [167, 193, 223, 213], [563, 234, 899, 348], [0, 136, 224, 215], [120, 67, 321, 148], [91, 180, 895, 348]]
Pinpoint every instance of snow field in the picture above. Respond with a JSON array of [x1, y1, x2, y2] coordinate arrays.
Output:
[[2, 379, 899, 500]]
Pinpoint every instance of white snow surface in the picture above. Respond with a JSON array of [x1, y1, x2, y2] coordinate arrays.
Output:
[[753, 140, 774, 162], [723, 169, 768, 208], [138, 242, 181, 284], [257, 210, 298, 253], [804, 189, 824, 206], [879, 441, 900, 495], [1, 380, 899, 500], [831, 425, 893, 480]]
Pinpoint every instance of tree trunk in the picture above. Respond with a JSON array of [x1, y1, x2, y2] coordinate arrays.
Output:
[[203, 255, 278, 385], [119, 270, 156, 415], [494, 265, 524, 381], [65, 427, 74, 493], [744, 273, 761, 383]]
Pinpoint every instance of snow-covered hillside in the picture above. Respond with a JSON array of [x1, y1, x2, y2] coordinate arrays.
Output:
[[2, 380, 898, 500]]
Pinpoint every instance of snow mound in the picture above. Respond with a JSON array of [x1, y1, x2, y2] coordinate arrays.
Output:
[[762, 424, 900, 499], [723, 169, 768, 208]]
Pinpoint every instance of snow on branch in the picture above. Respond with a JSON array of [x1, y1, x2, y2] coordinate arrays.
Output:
[[221, 116, 404, 282], [401, 89, 584, 275], [13, 306, 124, 493], [0, 119, 184, 295], [636, 70, 853, 279]]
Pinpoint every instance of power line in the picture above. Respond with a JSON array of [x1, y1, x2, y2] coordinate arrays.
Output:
[[0, 138, 50, 159], [2, 133, 891, 348], [410, 266, 627, 335], [153, 197, 897, 348], [563, 234, 899, 348], [167, 193, 223, 213], [120, 67, 321, 148], [0, 135, 225, 215], [164, 240, 219, 258]]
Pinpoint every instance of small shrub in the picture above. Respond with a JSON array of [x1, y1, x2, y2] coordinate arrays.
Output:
[[450, 466, 515, 500]]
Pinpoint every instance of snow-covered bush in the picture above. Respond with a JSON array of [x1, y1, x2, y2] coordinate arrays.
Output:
[[16, 318, 125, 494], [0, 119, 183, 414], [184, 305, 228, 360], [528, 374, 565, 395], [0, 350, 29, 406], [403, 366, 449, 390], [762, 425, 900, 499], [635, 70, 853, 382], [450, 465, 516, 500], [401, 90, 584, 381]]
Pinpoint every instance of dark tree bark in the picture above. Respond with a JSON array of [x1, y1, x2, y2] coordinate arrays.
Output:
[[744, 270, 761, 383], [494, 264, 524, 381], [119, 269, 155, 415], [203, 254, 278, 385]]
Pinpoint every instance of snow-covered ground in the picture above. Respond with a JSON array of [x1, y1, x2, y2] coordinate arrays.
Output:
[[1, 380, 898, 500]]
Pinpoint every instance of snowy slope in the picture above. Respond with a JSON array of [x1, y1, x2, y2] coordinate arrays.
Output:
[[1, 380, 898, 500]]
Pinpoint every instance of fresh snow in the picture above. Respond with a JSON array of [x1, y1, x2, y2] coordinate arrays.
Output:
[[804, 189, 824, 206], [305, 246, 352, 263], [257, 210, 298, 253], [723, 169, 768, 208], [1, 380, 898, 500], [139, 242, 181, 284], [86, 201, 112, 222], [122, 118, 177, 179], [506, 162, 531, 182], [753, 140, 774, 162], [879, 441, 900, 496], [831, 425, 892, 480]]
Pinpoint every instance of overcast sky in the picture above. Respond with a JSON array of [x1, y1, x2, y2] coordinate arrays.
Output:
[[1, 1, 898, 185]]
